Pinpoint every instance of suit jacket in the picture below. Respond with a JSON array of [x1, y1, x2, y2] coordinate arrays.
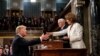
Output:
[[12, 35, 41, 56], [52, 22, 86, 49], [57, 25, 70, 48], [57, 25, 68, 39]]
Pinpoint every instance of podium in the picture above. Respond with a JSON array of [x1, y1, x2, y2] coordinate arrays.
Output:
[[33, 40, 87, 56]]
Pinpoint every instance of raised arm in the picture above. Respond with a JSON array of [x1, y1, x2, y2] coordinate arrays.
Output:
[[18, 38, 41, 46], [52, 28, 68, 36], [18, 34, 49, 46]]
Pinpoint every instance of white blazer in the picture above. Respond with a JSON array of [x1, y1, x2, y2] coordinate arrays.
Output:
[[52, 23, 86, 49]]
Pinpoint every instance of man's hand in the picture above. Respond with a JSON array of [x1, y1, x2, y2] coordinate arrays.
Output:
[[40, 34, 49, 41]]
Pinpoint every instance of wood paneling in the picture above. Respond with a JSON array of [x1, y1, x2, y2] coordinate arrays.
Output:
[[34, 48, 87, 56]]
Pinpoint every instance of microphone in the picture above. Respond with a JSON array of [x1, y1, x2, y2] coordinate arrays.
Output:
[[43, 29, 46, 34], [43, 25, 47, 34]]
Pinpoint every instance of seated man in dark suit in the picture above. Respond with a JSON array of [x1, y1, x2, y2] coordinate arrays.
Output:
[[57, 18, 70, 48], [12, 25, 49, 56]]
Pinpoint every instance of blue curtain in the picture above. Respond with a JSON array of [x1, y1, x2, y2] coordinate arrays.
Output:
[[0, 0, 6, 17], [23, 2, 40, 17]]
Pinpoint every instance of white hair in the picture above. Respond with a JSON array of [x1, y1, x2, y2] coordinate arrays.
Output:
[[16, 25, 26, 34], [58, 18, 65, 23]]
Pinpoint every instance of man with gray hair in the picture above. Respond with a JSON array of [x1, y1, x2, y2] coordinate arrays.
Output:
[[58, 18, 66, 30], [12, 25, 49, 56], [57, 18, 70, 48]]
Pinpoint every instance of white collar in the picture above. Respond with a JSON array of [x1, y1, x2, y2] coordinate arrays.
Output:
[[61, 25, 65, 29], [17, 33, 23, 37]]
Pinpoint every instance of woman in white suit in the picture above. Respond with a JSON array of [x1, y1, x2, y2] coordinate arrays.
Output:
[[49, 12, 86, 49]]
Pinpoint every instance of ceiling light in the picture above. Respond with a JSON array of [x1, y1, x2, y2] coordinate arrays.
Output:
[[31, 0, 36, 3]]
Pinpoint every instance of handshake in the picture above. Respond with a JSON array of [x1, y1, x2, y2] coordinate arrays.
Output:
[[40, 32, 53, 41]]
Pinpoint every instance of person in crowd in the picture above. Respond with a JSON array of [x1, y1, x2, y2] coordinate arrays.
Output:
[[57, 18, 70, 48], [9, 45, 12, 56], [0, 48, 5, 56], [12, 25, 49, 56], [0, 49, 2, 56], [47, 12, 86, 49], [3, 45, 10, 56]]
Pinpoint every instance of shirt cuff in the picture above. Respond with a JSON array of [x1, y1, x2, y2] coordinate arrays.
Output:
[[40, 37, 43, 42]]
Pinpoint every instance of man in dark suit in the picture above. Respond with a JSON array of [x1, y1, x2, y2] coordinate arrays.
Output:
[[57, 18, 70, 48], [12, 25, 49, 56]]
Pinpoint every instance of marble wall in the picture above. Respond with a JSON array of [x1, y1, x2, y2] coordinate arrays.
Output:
[[90, 0, 100, 56]]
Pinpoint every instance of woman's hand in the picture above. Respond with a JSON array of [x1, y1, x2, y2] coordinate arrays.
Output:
[[62, 36, 69, 40]]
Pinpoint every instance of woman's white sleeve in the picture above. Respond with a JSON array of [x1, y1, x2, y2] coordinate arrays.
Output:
[[52, 28, 68, 36]]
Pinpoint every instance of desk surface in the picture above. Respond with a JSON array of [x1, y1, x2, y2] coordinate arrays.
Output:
[[41, 40, 63, 49], [34, 48, 87, 52]]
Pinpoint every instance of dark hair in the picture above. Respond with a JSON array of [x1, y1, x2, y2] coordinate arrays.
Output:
[[65, 12, 76, 23]]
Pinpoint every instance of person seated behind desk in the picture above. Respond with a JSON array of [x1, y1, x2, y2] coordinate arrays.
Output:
[[55, 18, 70, 48]]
